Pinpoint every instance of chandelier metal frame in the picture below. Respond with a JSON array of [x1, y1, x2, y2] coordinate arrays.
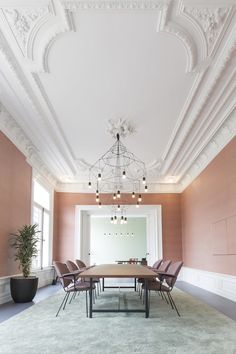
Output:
[[88, 133, 148, 212]]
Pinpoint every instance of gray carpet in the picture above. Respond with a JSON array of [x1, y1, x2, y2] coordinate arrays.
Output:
[[0, 287, 236, 354]]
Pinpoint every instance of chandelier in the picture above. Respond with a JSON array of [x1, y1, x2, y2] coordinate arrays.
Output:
[[110, 205, 128, 225], [88, 123, 148, 212]]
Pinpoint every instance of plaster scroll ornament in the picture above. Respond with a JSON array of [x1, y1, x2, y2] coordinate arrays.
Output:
[[107, 118, 136, 139], [183, 6, 230, 54], [3, 7, 49, 55]]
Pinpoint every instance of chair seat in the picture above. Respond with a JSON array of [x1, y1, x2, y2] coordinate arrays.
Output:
[[66, 281, 95, 292], [142, 280, 170, 292]]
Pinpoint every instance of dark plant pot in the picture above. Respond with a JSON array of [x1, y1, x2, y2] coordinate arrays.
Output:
[[10, 276, 38, 303]]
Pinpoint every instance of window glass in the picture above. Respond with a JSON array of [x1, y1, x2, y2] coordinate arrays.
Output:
[[33, 180, 50, 210], [32, 179, 51, 270]]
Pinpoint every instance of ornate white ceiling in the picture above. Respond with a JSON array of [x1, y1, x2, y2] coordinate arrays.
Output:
[[0, 0, 235, 193]]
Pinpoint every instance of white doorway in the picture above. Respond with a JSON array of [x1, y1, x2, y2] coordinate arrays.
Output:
[[74, 205, 162, 266]]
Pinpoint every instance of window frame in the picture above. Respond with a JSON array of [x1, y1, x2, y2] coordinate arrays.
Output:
[[31, 175, 54, 270]]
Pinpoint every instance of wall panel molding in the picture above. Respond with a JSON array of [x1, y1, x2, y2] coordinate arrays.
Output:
[[182, 266, 236, 302]]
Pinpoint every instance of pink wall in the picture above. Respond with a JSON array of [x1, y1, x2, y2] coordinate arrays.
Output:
[[53, 193, 182, 263], [3, 128, 236, 277], [0, 132, 32, 277], [182, 136, 236, 276]]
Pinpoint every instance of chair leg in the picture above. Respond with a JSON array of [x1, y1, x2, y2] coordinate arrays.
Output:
[[56, 292, 69, 317], [167, 292, 174, 309], [86, 291, 88, 317], [69, 291, 76, 304], [169, 293, 180, 317], [162, 292, 169, 304], [63, 292, 70, 310], [93, 289, 95, 304]]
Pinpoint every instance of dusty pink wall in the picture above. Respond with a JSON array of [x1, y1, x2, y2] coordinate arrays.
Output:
[[0, 132, 32, 277], [53, 193, 182, 263], [182, 136, 236, 276]]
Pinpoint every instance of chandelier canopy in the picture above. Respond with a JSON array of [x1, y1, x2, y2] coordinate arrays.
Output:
[[88, 130, 148, 210]]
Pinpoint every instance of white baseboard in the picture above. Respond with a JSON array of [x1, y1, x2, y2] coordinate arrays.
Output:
[[181, 266, 236, 302], [0, 268, 54, 305]]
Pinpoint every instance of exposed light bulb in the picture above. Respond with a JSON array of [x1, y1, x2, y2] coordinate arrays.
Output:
[[96, 196, 99, 202], [113, 193, 117, 200], [117, 205, 121, 211], [96, 190, 99, 196], [136, 201, 139, 208], [124, 217, 127, 224], [111, 217, 114, 224], [142, 177, 146, 185], [138, 194, 142, 202], [88, 181, 91, 189], [98, 202, 102, 208], [117, 190, 121, 198], [98, 173, 101, 181], [114, 216, 117, 224], [145, 185, 148, 192], [132, 192, 135, 198], [122, 171, 126, 179]]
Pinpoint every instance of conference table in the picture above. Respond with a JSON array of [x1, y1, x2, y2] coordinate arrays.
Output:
[[79, 264, 157, 318]]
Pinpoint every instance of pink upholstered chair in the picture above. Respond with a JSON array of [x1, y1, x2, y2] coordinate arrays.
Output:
[[54, 261, 94, 317], [144, 261, 183, 316], [74, 259, 101, 295]]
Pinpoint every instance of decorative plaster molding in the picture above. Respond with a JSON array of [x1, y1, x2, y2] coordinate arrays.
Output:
[[180, 108, 236, 191], [0, 102, 58, 188], [183, 6, 231, 56], [2, 6, 50, 56], [55, 181, 182, 193], [107, 118, 136, 139], [62, 0, 168, 11], [161, 32, 236, 177], [182, 267, 236, 303], [157, 21, 197, 73]]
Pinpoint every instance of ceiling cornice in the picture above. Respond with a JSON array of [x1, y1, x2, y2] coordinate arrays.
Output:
[[0, 101, 58, 188]]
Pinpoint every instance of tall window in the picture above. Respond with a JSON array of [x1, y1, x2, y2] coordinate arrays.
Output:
[[32, 180, 52, 269]]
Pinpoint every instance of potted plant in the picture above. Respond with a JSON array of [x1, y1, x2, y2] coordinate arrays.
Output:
[[10, 224, 40, 303]]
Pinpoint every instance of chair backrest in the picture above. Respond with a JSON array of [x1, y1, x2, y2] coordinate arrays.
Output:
[[54, 261, 71, 288], [165, 261, 183, 288], [75, 259, 86, 269], [152, 259, 162, 269], [158, 260, 171, 272], [66, 260, 78, 272]]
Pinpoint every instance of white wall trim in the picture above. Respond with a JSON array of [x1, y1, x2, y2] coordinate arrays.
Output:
[[182, 266, 236, 302], [0, 267, 54, 305]]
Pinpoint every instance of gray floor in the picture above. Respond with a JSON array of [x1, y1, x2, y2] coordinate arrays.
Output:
[[0, 283, 60, 323], [0, 281, 236, 323], [176, 281, 236, 321]]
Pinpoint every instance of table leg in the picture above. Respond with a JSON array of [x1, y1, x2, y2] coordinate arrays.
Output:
[[89, 277, 93, 318], [134, 277, 137, 291], [144, 279, 149, 318], [102, 277, 104, 291]]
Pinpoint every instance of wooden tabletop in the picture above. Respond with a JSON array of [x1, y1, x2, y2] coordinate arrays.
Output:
[[79, 264, 157, 278]]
